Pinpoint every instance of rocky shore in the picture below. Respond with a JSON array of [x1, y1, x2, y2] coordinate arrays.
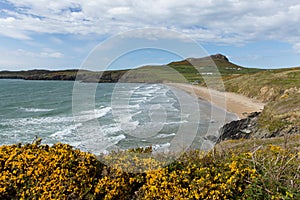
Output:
[[217, 112, 299, 143]]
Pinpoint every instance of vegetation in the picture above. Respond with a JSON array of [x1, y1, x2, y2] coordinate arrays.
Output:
[[169, 54, 263, 82], [0, 69, 79, 81], [0, 137, 299, 199], [224, 69, 300, 102], [223, 68, 300, 134], [0, 69, 128, 83], [258, 93, 300, 133]]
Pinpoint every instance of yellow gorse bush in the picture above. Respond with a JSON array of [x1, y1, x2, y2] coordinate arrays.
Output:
[[0, 141, 103, 199], [138, 152, 258, 200], [0, 139, 299, 199]]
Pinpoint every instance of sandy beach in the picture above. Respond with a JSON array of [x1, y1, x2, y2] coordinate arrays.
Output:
[[168, 83, 265, 119]]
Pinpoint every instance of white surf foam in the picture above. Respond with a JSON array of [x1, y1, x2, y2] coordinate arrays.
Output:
[[152, 142, 171, 153], [19, 107, 54, 112], [155, 133, 176, 139], [164, 120, 188, 125], [2, 116, 74, 126], [78, 134, 126, 154], [50, 123, 83, 138], [76, 107, 111, 122]]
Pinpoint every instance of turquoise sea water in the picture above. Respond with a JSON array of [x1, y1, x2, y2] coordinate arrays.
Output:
[[0, 79, 237, 154]]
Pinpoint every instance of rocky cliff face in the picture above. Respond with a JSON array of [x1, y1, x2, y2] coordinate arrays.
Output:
[[217, 112, 261, 142], [217, 112, 299, 143]]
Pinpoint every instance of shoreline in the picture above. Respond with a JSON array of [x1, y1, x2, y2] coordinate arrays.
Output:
[[167, 83, 265, 119]]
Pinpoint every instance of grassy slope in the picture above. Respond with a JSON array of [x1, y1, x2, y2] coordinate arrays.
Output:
[[217, 134, 300, 154], [168, 56, 263, 83], [223, 68, 300, 133], [224, 68, 300, 101]]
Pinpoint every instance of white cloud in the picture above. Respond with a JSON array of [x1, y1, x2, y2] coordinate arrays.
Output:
[[1, 0, 300, 49], [41, 51, 64, 58], [16, 49, 64, 58], [0, 47, 70, 70], [293, 43, 300, 54]]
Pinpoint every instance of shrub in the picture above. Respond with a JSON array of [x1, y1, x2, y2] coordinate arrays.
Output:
[[0, 139, 298, 199]]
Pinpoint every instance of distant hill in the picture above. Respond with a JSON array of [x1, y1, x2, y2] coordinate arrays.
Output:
[[0, 69, 128, 83], [96, 53, 265, 83], [166, 53, 264, 84], [0, 54, 264, 83]]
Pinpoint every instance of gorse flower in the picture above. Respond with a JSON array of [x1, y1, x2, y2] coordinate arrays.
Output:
[[0, 140, 299, 199]]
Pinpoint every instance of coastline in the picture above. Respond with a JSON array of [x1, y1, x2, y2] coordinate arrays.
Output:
[[167, 83, 265, 119]]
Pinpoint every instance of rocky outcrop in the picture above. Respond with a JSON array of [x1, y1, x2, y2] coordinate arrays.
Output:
[[210, 54, 229, 62], [217, 112, 261, 143], [217, 112, 300, 143], [168, 53, 231, 66]]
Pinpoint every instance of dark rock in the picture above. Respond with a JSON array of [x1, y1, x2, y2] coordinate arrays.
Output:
[[217, 112, 260, 143], [204, 135, 219, 142], [217, 112, 300, 143], [210, 54, 229, 62]]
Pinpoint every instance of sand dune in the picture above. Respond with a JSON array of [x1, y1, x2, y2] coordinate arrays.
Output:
[[168, 83, 265, 119]]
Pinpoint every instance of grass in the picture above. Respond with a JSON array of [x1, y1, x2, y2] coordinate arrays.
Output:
[[216, 134, 300, 154], [223, 68, 300, 102], [258, 93, 300, 132], [222, 68, 300, 134]]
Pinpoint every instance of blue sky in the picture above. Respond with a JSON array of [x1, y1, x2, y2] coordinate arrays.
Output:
[[1, 0, 300, 70]]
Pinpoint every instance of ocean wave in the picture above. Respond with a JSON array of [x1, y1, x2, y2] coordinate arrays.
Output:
[[129, 96, 148, 103], [19, 107, 54, 112], [50, 123, 83, 139], [77, 134, 126, 155], [76, 107, 112, 122], [164, 120, 188, 125], [1, 116, 74, 126], [154, 133, 176, 139], [152, 142, 171, 153]]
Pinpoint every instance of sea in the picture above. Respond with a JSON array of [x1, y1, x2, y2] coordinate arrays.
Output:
[[0, 79, 237, 154]]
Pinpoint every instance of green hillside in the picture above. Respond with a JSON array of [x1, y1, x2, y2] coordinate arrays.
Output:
[[224, 68, 300, 102], [223, 67, 300, 136], [0, 69, 128, 83], [114, 54, 264, 84], [168, 54, 263, 80]]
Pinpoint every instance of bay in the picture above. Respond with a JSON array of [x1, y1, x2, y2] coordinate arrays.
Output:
[[0, 79, 237, 154]]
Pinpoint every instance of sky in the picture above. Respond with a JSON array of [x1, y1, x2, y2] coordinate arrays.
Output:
[[1, 0, 300, 70]]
